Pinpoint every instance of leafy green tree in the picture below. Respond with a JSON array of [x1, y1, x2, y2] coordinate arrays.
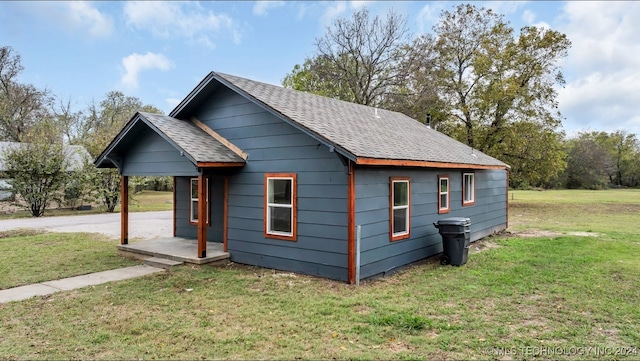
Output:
[[429, 4, 571, 187], [564, 135, 611, 189], [3, 120, 68, 216], [71, 91, 162, 212], [0, 46, 53, 141], [593, 131, 639, 187]]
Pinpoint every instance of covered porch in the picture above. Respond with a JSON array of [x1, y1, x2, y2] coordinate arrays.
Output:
[[117, 237, 230, 265], [94, 112, 247, 261]]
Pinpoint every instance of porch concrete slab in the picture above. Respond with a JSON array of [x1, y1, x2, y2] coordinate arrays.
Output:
[[118, 237, 230, 265], [0, 265, 164, 304], [144, 257, 184, 269]]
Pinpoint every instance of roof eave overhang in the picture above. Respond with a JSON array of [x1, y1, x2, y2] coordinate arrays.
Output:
[[94, 112, 200, 169], [355, 157, 510, 170]]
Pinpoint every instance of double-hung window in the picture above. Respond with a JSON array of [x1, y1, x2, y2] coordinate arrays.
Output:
[[462, 172, 475, 206], [190, 177, 209, 224], [265, 173, 297, 241], [438, 175, 450, 214], [390, 177, 410, 241]]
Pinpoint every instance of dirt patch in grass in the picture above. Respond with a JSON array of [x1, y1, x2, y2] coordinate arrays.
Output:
[[509, 229, 602, 238], [0, 229, 45, 239], [470, 239, 501, 253]]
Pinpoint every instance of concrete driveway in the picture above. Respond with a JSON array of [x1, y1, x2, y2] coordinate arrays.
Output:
[[0, 211, 173, 240]]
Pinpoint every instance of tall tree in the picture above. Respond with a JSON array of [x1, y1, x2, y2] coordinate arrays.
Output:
[[72, 91, 162, 212], [429, 4, 571, 186], [564, 134, 611, 189], [0, 46, 53, 141], [285, 8, 411, 107]]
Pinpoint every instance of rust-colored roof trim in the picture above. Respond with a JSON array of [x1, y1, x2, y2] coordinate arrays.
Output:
[[191, 116, 248, 160], [197, 162, 246, 168], [355, 157, 509, 170]]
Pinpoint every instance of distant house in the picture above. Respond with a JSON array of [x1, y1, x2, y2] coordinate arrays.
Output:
[[95, 71, 509, 283], [0, 142, 91, 200]]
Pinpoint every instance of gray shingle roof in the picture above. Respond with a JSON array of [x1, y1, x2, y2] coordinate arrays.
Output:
[[139, 112, 245, 164], [214, 72, 508, 168]]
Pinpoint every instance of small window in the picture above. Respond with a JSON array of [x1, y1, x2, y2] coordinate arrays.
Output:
[[265, 173, 297, 241], [463, 172, 475, 206], [438, 175, 450, 214], [190, 177, 209, 224], [390, 177, 410, 241]]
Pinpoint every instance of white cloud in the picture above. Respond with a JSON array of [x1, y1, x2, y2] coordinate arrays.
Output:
[[121, 52, 173, 89], [482, 1, 528, 16], [165, 97, 182, 109], [416, 3, 443, 34], [16, 1, 113, 38], [253, 1, 285, 16], [521, 10, 550, 30], [556, 1, 640, 135], [321, 1, 348, 25], [67, 2, 113, 38], [123, 1, 241, 47], [522, 9, 536, 24]]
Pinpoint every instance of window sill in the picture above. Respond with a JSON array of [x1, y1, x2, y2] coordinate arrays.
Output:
[[264, 232, 297, 242], [390, 233, 410, 242]]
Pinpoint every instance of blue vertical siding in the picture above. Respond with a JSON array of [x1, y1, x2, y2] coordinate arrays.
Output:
[[121, 126, 199, 176], [194, 87, 350, 281], [355, 168, 507, 279]]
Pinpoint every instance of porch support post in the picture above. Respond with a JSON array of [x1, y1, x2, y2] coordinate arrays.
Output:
[[121, 175, 129, 245], [197, 174, 207, 258]]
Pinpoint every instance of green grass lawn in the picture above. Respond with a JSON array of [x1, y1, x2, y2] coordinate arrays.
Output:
[[1, 189, 639, 359], [0, 230, 138, 290], [0, 190, 173, 219]]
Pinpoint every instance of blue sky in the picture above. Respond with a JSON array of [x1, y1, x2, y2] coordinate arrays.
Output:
[[1, 1, 638, 137]]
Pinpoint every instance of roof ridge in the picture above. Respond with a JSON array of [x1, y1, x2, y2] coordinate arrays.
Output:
[[213, 71, 414, 120]]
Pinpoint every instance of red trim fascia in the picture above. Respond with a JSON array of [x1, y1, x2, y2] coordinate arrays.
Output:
[[197, 162, 245, 168], [356, 157, 507, 170], [347, 162, 356, 284]]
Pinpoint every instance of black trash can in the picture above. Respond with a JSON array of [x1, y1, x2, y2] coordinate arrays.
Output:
[[434, 217, 471, 266]]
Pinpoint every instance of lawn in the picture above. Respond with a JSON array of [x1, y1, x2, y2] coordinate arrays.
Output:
[[0, 230, 138, 290], [0, 190, 173, 219], [0, 189, 639, 359]]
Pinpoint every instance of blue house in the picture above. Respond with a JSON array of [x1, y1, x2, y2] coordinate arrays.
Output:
[[95, 71, 509, 283]]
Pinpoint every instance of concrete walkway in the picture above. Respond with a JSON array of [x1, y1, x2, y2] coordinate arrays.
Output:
[[0, 265, 164, 303]]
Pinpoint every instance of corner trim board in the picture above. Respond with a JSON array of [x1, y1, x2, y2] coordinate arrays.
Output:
[[347, 161, 356, 284]]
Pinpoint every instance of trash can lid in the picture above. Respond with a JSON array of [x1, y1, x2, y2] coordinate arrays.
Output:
[[437, 217, 471, 226]]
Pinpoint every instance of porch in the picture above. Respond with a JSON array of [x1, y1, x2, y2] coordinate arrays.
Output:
[[117, 237, 230, 265]]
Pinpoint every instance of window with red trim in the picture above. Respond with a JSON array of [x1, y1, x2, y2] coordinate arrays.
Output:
[[390, 177, 410, 241], [264, 173, 297, 241], [462, 172, 475, 206], [438, 175, 450, 214]]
